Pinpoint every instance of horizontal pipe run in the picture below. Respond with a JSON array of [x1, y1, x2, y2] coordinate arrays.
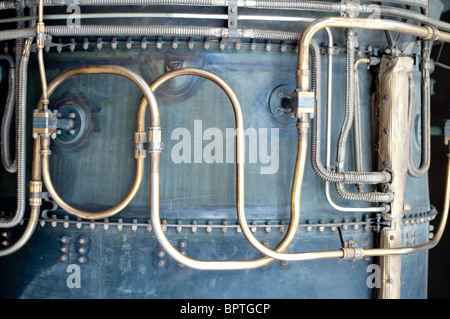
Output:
[[0, 13, 322, 24], [297, 17, 450, 91], [0, 28, 36, 41], [44, 24, 304, 41]]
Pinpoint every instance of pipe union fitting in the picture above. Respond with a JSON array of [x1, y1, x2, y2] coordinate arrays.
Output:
[[341, 247, 365, 260]]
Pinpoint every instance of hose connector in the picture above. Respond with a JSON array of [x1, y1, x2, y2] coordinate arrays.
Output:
[[148, 127, 164, 153], [290, 89, 315, 119], [36, 22, 46, 50], [32, 109, 58, 139], [422, 25, 440, 42], [341, 247, 365, 260], [29, 181, 43, 207], [134, 131, 147, 159]]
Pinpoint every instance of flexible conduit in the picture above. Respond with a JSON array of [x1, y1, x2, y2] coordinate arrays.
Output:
[[0, 41, 31, 228], [44, 25, 303, 41], [309, 43, 389, 184], [334, 30, 393, 203], [407, 6, 431, 178], [0, 54, 16, 173], [2, 0, 446, 34], [362, 0, 429, 8]]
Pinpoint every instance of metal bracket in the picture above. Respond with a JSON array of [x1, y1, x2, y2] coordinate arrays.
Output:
[[147, 127, 164, 153], [135, 132, 147, 159], [290, 90, 315, 117], [32, 110, 58, 136], [227, 0, 239, 40]]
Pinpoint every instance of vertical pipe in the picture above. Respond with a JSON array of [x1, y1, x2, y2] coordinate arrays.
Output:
[[375, 55, 414, 299]]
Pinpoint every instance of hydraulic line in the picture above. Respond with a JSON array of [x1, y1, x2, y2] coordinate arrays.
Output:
[[362, 0, 429, 8], [407, 70, 431, 177], [44, 24, 302, 42], [4, 0, 449, 36], [408, 6, 431, 178], [353, 60, 366, 192], [143, 68, 302, 270], [13, 6, 25, 174], [334, 29, 393, 203], [0, 28, 36, 41], [39, 65, 159, 220], [0, 139, 41, 256], [0, 39, 32, 228], [336, 29, 357, 168], [309, 37, 389, 185], [0, 54, 16, 173]]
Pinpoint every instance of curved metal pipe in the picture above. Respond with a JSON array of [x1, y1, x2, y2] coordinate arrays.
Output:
[[141, 68, 302, 270], [297, 17, 450, 91], [39, 65, 159, 220], [362, 151, 450, 258], [0, 139, 41, 257]]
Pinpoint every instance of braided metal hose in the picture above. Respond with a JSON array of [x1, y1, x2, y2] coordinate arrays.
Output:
[[309, 37, 389, 184], [0, 54, 16, 173], [0, 42, 30, 228]]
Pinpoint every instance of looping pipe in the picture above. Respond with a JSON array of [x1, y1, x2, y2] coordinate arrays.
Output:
[[142, 68, 302, 270], [39, 65, 159, 220]]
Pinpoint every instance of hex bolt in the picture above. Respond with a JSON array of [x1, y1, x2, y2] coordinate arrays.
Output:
[[60, 235, 69, 244], [178, 241, 186, 249], [78, 256, 87, 264], [78, 246, 87, 255], [157, 259, 166, 268], [60, 245, 69, 253], [60, 254, 69, 262], [111, 37, 118, 50]]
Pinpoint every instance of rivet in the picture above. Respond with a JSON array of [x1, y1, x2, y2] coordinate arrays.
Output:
[[156, 250, 165, 258], [78, 256, 87, 264]]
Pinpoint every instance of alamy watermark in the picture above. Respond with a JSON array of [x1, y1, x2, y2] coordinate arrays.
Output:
[[170, 120, 280, 175], [66, 4, 81, 29], [367, 264, 382, 289], [66, 264, 81, 289]]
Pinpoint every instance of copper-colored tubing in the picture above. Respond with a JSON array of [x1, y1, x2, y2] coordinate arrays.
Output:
[[39, 65, 159, 220], [0, 139, 41, 257], [141, 68, 306, 270], [297, 17, 450, 90], [143, 67, 450, 265]]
